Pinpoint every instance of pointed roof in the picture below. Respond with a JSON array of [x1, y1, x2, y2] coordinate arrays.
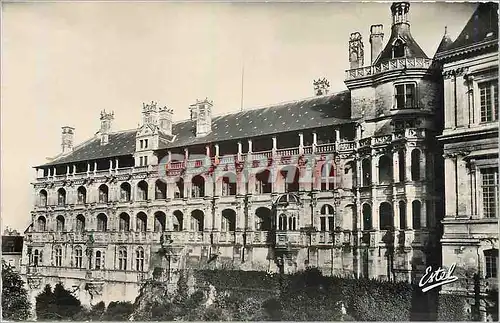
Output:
[[436, 2, 498, 56], [436, 26, 454, 53]]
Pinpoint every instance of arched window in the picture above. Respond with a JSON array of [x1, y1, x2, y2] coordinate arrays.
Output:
[[76, 214, 85, 232], [55, 246, 63, 267], [172, 211, 183, 231], [222, 173, 237, 196], [77, 186, 87, 204], [221, 209, 236, 232], [136, 247, 145, 272], [137, 181, 148, 201], [118, 248, 127, 270], [288, 216, 297, 231], [393, 39, 405, 58], [362, 204, 372, 230], [255, 207, 272, 231], [361, 159, 371, 187], [39, 190, 48, 206], [57, 188, 66, 206], [378, 155, 393, 184], [484, 249, 498, 278], [320, 204, 335, 232], [411, 149, 421, 181], [343, 161, 356, 189], [37, 216, 47, 232], [155, 180, 167, 200], [95, 250, 104, 270], [321, 162, 335, 191], [136, 212, 147, 232], [192, 176, 205, 198], [56, 215, 65, 232], [119, 213, 130, 231], [154, 212, 166, 232], [379, 202, 393, 230], [398, 150, 406, 182], [120, 182, 131, 202], [74, 247, 83, 268], [97, 213, 108, 232], [175, 178, 184, 199], [33, 249, 40, 266], [191, 210, 204, 231], [278, 214, 287, 231], [98, 185, 109, 203], [412, 200, 421, 229], [281, 166, 299, 192], [256, 170, 272, 194], [399, 201, 407, 229]]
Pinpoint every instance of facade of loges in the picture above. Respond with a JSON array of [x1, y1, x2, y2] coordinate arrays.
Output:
[[435, 2, 499, 319], [21, 2, 478, 307]]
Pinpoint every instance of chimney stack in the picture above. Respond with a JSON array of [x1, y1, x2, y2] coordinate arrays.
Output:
[[61, 126, 75, 154], [100, 110, 114, 145], [369, 24, 384, 64], [159, 106, 174, 136], [348, 32, 364, 69], [391, 2, 410, 27], [190, 98, 213, 137], [142, 101, 159, 126]]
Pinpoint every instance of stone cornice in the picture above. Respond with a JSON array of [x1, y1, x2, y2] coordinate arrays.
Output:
[[435, 39, 498, 63]]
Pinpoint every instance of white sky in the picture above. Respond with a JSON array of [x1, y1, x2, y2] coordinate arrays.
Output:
[[1, 1, 476, 231]]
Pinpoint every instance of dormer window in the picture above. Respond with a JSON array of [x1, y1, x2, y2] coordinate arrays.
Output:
[[395, 83, 416, 109], [392, 39, 405, 58]]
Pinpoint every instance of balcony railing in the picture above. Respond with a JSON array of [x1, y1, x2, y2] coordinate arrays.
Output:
[[345, 57, 437, 80]]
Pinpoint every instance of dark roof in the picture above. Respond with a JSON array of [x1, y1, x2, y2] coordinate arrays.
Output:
[[435, 27, 454, 53], [37, 91, 352, 167], [437, 2, 498, 54], [2, 236, 23, 253], [374, 24, 428, 64]]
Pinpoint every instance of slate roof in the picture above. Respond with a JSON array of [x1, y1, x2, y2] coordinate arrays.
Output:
[[38, 91, 352, 168], [373, 24, 428, 64], [436, 2, 498, 56], [2, 236, 23, 254]]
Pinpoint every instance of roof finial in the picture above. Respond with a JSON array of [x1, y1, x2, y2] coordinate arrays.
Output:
[[444, 26, 448, 35]]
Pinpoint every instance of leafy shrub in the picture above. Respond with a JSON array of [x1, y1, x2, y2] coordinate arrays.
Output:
[[1, 261, 31, 320], [35, 283, 83, 320], [101, 301, 134, 321]]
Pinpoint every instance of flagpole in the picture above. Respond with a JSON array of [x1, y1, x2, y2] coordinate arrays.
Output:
[[240, 64, 245, 111]]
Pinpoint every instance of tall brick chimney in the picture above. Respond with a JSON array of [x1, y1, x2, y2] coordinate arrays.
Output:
[[369, 24, 384, 64], [348, 32, 364, 69], [61, 126, 75, 154]]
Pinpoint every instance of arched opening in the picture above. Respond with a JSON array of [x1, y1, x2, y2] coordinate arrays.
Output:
[[56, 215, 65, 232], [39, 190, 48, 206], [95, 250, 103, 270], [321, 161, 335, 191], [155, 179, 167, 200], [192, 175, 205, 198], [288, 215, 297, 231], [362, 204, 372, 230], [278, 214, 287, 231], [175, 178, 184, 199], [191, 210, 204, 231], [378, 155, 393, 184], [361, 159, 371, 187], [280, 166, 299, 193], [137, 181, 148, 200], [136, 247, 145, 271], [398, 150, 405, 182], [136, 212, 147, 232], [221, 209, 236, 232], [320, 204, 335, 232], [154, 212, 166, 232], [76, 214, 85, 232], [57, 188, 66, 206], [379, 202, 393, 230], [256, 170, 272, 194], [77, 186, 87, 204], [97, 213, 108, 232], [98, 185, 109, 203], [399, 201, 407, 229], [120, 182, 131, 202], [411, 149, 421, 181], [119, 213, 130, 231], [222, 173, 237, 196], [344, 161, 356, 189], [33, 249, 40, 266], [412, 200, 421, 229], [393, 39, 405, 58], [255, 207, 272, 231], [37, 216, 47, 231], [172, 210, 183, 231]]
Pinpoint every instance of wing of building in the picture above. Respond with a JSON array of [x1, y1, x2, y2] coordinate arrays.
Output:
[[22, 1, 498, 316]]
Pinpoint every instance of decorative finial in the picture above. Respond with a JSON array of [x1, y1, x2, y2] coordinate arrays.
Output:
[[444, 26, 448, 35]]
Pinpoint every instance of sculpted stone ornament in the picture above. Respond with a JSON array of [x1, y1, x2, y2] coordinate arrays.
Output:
[[85, 282, 104, 299], [27, 276, 43, 289]]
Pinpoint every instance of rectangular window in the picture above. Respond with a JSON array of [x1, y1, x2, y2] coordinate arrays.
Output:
[[140, 140, 143, 149], [144, 140, 148, 149], [55, 248, 63, 267], [395, 84, 416, 109], [479, 80, 498, 122], [485, 249, 498, 278], [320, 217, 326, 231], [139, 156, 143, 166], [482, 168, 499, 218], [144, 156, 148, 166]]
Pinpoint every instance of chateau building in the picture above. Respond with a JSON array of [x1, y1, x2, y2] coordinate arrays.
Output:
[[2, 228, 24, 272], [22, 2, 462, 307], [435, 2, 498, 319]]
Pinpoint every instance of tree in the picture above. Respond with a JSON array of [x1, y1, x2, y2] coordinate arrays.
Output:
[[1, 261, 31, 320], [35, 282, 83, 320]]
